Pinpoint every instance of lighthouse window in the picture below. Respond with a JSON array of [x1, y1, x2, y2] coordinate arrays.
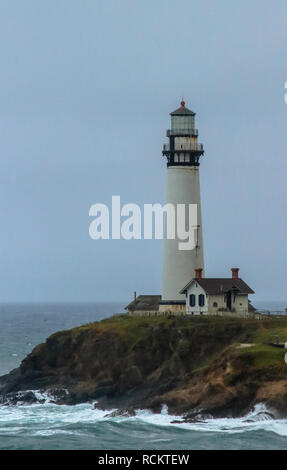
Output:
[[171, 115, 195, 131], [198, 294, 205, 307], [189, 294, 196, 307]]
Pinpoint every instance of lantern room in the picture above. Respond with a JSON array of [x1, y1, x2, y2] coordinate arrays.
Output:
[[170, 100, 195, 132]]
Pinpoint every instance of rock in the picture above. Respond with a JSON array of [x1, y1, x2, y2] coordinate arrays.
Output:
[[103, 408, 136, 418], [0, 391, 44, 406], [1, 314, 287, 417]]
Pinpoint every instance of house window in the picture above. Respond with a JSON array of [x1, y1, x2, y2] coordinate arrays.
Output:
[[213, 302, 218, 307], [198, 294, 205, 307], [189, 294, 196, 307]]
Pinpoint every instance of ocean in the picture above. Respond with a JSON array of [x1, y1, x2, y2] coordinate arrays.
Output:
[[1, 301, 287, 450]]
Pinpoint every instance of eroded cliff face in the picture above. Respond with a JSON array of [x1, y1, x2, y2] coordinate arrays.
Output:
[[1, 315, 287, 417]]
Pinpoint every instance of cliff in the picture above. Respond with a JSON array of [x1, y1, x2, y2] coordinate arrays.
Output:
[[1, 314, 287, 418]]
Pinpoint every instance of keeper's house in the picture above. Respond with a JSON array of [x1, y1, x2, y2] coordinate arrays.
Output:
[[179, 268, 255, 316]]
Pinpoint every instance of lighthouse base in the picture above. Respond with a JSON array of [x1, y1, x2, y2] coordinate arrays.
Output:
[[159, 301, 186, 314]]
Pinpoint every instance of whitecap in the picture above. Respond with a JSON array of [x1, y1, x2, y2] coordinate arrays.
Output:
[[106, 403, 287, 437], [1, 399, 287, 438]]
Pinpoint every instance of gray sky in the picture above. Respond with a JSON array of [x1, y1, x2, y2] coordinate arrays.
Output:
[[0, 0, 287, 302]]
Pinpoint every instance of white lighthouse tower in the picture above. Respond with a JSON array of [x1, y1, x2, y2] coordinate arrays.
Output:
[[160, 100, 205, 312]]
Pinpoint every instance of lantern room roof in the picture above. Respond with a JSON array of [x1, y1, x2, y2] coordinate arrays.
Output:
[[170, 100, 196, 116]]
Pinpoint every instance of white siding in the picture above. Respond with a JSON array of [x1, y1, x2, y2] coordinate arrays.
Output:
[[186, 281, 208, 315], [184, 286, 250, 316]]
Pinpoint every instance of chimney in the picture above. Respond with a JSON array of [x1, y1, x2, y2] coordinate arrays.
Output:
[[134, 291, 137, 301], [231, 268, 239, 279], [195, 268, 203, 279]]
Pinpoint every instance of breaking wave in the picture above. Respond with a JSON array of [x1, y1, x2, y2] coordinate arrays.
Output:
[[1, 397, 287, 449]]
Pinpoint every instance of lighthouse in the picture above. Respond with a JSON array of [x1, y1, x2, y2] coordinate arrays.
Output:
[[159, 100, 205, 312], [125, 101, 258, 318]]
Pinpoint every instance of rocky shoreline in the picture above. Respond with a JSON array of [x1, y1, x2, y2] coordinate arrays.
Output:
[[1, 314, 287, 418]]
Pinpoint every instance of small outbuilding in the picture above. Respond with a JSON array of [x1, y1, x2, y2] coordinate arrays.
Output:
[[125, 294, 161, 316], [179, 268, 255, 316]]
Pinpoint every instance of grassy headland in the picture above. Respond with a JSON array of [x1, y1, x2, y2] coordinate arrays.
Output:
[[1, 314, 287, 417]]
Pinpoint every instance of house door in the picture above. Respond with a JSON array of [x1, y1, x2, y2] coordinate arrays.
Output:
[[226, 291, 232, 311]]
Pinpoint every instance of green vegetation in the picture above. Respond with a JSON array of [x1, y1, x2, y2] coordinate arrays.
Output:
[[49, 314, 287, 375], [52, 313, 287, 350], [239, 344, 286, 372]]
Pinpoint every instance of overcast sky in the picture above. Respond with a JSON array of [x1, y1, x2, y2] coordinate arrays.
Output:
[[0, 0, 287, 303]]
